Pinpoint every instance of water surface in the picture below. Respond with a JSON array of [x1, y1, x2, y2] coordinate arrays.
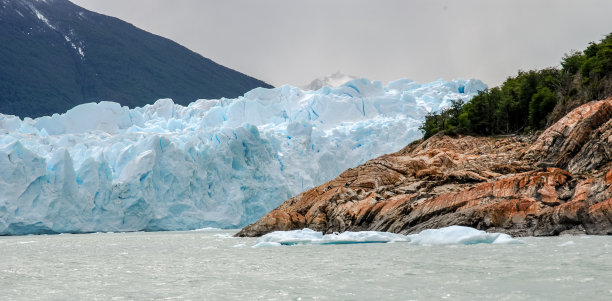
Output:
[[1, 230, 611, 300]]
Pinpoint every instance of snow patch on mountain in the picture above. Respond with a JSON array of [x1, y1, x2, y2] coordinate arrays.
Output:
[[30, 5, 55, 30]]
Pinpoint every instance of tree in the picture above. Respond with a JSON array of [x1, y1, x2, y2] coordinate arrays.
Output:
[[529, 87, 557, 130], [561, 51, 584, 75], [419, 32, 612, 140]]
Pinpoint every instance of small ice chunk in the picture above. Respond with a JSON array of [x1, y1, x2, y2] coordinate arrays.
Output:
[[320, 231, 407, 244], [255, 228, 323, 246], [407, 225, 522, 245], [191, 227, 222, 232], [252, 241, 282, 248]]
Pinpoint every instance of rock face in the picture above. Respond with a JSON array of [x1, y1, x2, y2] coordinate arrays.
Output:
[[237, 99, 612, 237]]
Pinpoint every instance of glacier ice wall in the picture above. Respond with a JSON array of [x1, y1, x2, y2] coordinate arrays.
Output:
[[0, 78, 486, 235]]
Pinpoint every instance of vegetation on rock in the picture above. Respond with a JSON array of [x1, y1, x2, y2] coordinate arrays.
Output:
[[421, 33, 612, 139]]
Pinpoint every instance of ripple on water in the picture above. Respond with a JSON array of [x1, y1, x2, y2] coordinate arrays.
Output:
[[0, 231, 611, 300]]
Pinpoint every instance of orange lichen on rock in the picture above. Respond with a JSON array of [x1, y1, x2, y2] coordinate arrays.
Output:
[[606, 169, 612, 185]]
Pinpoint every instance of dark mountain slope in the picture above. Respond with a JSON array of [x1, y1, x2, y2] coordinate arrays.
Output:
[[0, 0, 272, 118]]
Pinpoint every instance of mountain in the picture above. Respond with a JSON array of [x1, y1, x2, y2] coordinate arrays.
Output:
[[301, 72, 358, 91], [0, 77, 486, 235], [0, 0, 272, 118], [237, 99, 612, 237]]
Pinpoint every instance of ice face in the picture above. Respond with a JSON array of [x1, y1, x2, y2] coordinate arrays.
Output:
[[0, 78, 487, 235], [252, 226, 521, 248]]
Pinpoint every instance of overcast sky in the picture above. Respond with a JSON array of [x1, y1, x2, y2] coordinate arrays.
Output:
[[71, 0, 612, 88]]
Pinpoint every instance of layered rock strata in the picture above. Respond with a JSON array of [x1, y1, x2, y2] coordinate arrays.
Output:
[[237, 99, 612, 237]]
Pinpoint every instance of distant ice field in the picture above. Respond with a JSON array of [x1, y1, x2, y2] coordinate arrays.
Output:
[[0, 78, 486, 235]]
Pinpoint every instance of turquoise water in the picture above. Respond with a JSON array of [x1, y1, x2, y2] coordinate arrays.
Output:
[[1, 230, 611, 300]]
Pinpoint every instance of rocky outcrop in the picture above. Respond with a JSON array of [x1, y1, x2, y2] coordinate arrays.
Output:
[[524, 99, 612, 171], [237, 99, 612, 237]]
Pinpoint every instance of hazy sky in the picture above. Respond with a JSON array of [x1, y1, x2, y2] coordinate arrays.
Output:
[[71, 0, 612, 87]]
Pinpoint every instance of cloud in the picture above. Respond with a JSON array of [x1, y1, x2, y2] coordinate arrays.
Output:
[[71, 0, 612, 87]]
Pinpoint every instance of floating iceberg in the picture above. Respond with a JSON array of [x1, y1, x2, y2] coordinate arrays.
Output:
[[405, 225, 521, 245], [252, 228, 407, 247], [252, 226, 521, 247], [0, 78, 486, 235]]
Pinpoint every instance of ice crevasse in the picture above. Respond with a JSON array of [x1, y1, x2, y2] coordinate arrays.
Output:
[[0, 78, 487, 235]]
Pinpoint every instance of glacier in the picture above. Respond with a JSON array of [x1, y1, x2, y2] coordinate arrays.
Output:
[[0, 78, 486, 235]]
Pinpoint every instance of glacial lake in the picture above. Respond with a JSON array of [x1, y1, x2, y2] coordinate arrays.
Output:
[[1, 229, 611, 300]]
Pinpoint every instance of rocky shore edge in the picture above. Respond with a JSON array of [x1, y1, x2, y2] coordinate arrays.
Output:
[[237, 99, 612, 237]]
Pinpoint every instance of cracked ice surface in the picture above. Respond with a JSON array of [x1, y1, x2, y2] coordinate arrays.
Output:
[[0, 78, 486, 235]]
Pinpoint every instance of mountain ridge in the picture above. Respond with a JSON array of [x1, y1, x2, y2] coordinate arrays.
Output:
[[0, 0, 272, 118]]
